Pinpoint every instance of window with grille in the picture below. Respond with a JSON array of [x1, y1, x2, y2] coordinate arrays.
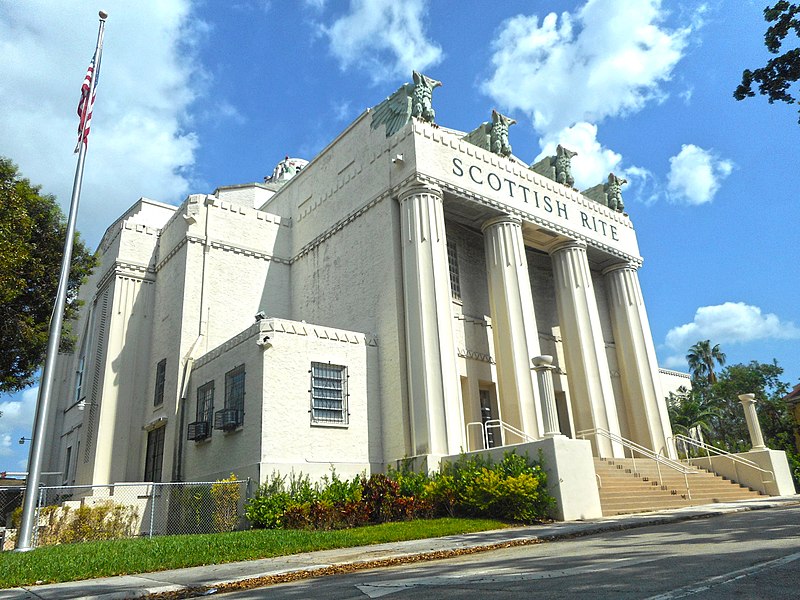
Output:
[[189, 381, 214, 440], [153, 358, 166, 406], [446, 239, 461, 301], [213, 365, 245, 431], [310, 362, 348, 424], [197, 381, 214, 423]]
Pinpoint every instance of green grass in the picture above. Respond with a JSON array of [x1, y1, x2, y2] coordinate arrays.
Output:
[[0, 518, 507, 588]]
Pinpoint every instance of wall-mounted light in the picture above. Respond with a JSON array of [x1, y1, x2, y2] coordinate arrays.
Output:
[[19, 437, 32, 445], [255, 311, 267, 322]]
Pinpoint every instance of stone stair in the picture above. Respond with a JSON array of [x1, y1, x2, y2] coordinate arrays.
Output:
[[594, 457, 764, 516]]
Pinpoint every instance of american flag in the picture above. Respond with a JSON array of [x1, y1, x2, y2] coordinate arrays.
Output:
[[75, 52, 100, 153]]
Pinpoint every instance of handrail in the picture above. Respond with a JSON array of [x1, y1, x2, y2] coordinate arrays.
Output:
[[669, 434, 775, 485], [484, 419, 538, 446], [578, 427, 697, 499], [466, 422, 486, 450]]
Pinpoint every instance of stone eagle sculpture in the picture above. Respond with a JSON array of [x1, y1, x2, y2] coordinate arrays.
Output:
[[463, 109, 516, 157], [370, 71, 442, 137], [529, 144, 578, 188]]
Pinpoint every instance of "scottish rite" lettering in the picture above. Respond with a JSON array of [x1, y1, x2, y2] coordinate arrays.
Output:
[[451, 157, 618, 242]]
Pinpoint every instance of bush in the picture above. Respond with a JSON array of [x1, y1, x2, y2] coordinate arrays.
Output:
[[33, 501, 139, 546], [211, 474, 241, 533], [245, 453, 554, 531]]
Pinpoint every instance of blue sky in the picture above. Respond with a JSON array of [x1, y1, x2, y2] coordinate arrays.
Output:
[[1, 0, 799, 472]]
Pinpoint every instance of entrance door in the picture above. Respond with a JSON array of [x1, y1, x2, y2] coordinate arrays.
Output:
[[479, 389, 497, 448]]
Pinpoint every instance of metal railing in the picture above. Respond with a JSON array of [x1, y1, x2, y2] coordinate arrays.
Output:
[[578, 427, 698, 499], [669, 434, 775, 487], [465, 419, 538, 450]]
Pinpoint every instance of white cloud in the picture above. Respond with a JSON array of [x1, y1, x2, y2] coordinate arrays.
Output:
[[666, 144, 734, 205], [0, 434, 11, 457], [484, 0, 692, 137], [322, 0, 442, 82], [664, 303, 800, 357], [0, 387, 39, 433], [0, 1, 207, 247]]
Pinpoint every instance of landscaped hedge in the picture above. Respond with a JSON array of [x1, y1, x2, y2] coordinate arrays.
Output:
[[245, 451, 554, 530]]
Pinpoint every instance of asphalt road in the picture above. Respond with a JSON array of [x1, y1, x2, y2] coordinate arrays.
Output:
[[213, 504, 800, 599]]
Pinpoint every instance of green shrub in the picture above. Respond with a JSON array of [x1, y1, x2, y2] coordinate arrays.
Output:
[[211, 474, 241, 533], [34, 501, 139, 546]]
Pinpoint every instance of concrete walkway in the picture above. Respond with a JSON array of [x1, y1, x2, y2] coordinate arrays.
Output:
[[3, 496, 799, 600]]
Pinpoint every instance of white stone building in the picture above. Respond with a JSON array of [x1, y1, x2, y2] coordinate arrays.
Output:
[[44, 76, 706, 519]]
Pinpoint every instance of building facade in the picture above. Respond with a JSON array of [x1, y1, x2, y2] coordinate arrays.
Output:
[[45, 74, 679, 497]]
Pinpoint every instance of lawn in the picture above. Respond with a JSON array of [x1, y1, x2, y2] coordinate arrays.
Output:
[[0, 518, 507, 588]]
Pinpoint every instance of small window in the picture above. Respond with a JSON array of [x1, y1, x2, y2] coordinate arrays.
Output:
[[310, 362, 348, 425], [189, 381, 214, 441], [197, 381, 214, 424], [153, 358, 167, 406], [214, 365, 245, 431], [144, 426, 166, 482], [446, 239, 461, 301]]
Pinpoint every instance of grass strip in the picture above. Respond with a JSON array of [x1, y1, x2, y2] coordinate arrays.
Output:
[[0, 518, 507, 588]]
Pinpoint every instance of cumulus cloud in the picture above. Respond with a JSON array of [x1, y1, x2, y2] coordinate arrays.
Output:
[[484, 0, 692, 137], [322, 0, 442, 82], [663, 302, 800, 366], [0, 434, 11, 457], [666, 144, 734, 205], [0, 1, 208, 247], [0, 387, 39, 433], [536, 122, 622, 189]]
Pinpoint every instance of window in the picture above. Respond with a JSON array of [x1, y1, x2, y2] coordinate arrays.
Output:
[[73, 355, 85, 403], [197, 381, 214, 424], [188, 381, 214, 441], [153, 358, 166, 406], [63, 446, 72, 485], [310, 362, 348, 424], [446, 239, 461, 301], [144, 426, 166, 482], [214, 365, 245, 431]]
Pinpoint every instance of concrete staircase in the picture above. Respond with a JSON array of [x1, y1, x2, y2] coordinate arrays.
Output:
[[594, 457, 764, 516]]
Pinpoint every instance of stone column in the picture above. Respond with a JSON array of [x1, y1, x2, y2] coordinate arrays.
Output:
[[398, 182, 464, 456], [482, 215, 542, 440], [603, 262, 675, 458], [532, 355, 562, 437], [550, 241, 623, 457], [738, 393, 767, 450]]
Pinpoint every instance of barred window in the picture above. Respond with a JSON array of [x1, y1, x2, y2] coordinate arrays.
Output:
[[446, 239, 461, 301], [153, 358, 166, 406], [196, 381, 214, 424], [310, 362, 348, 424], [225, 365, 245, 413]]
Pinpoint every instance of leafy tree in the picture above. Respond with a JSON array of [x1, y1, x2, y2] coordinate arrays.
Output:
[[734, 2, 800, 122], [667, 386, 718, 438], [0, 157, 96, 393], [686, 340, 726, 386]]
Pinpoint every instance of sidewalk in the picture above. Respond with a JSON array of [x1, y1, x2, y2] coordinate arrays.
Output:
[[3, 495, 799, 600]]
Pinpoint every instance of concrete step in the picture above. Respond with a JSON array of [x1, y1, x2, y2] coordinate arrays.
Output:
[[593, 457, 763, 516]]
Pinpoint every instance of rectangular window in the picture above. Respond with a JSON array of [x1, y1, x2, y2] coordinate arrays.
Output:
[[144, 426, 166, 482], [63, 446, 72, 485], [197, 381, 214, 423], [153, 358, 167, 406], [188, 381, 214, 441], [310, 362, 348, 424], [214, 365, 245, 431], [446, 239, 461, 301]]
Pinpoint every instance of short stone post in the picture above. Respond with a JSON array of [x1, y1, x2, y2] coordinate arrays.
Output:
[[532, 355, 562, 437], [738, 393, 767, 450]]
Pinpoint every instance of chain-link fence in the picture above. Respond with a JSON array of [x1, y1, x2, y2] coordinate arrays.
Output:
[[0, 479, 252, 550]]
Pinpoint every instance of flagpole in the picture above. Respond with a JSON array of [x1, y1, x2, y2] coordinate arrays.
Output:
[[15, 10, 108, 552]]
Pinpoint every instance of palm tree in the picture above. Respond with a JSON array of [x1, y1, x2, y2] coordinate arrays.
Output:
[[686, 340, 726, 385]]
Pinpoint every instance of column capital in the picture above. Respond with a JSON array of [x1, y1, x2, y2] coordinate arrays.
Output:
[[738, 393, 757, 406], [550, 239, 587, 255], [481, 213, 521, 232], [601, 260, 639, 276], [397, 179, 442, 202], [531, 354, 556, 371]]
